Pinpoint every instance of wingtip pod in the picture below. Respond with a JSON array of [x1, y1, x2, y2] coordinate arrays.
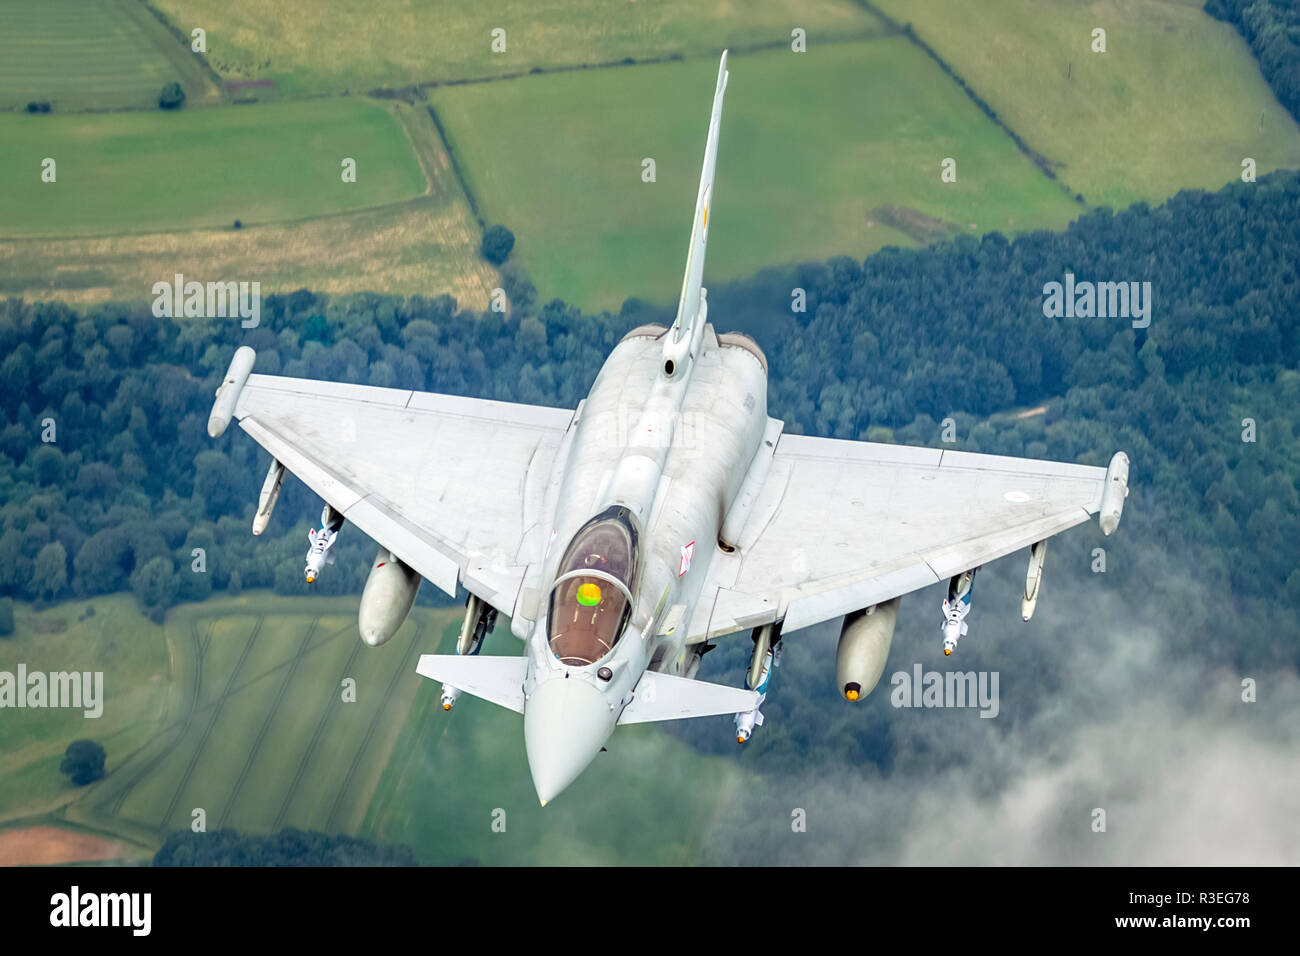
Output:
[[207, 346, 257, 438], [1099, 451, 1130, 536]]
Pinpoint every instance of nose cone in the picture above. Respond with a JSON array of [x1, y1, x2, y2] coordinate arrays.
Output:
[[525, 678, 615, 806]]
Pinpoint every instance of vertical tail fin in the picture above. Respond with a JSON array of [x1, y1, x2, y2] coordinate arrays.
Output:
[[666, 51, 728, 365]]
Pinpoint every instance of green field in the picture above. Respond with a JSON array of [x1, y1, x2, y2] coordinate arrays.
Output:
[[0, 0, 213, 111], [873, 0, 1300, 208], [0, 597, 171, 819], [0, 100, 499, 308], [5, 0, 1295, 314], [0, 98, 427, 237], [0, 592, 767, 865], [0, 594, 458, 852], [0, 0, 176, 108], [361, 667, 747, 865], [154, 0, 881, 95], [432, 40, 1084, 311], [75, 596, 451, 842]]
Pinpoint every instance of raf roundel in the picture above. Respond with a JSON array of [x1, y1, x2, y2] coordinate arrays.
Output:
[[679, 540, 696, 577]]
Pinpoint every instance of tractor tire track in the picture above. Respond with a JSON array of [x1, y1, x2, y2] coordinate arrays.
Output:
[[105, 616, 210, 817], [217, 617, 320, 829], [160, 616, 263, 828], [220, 617, 353, 699], [325, 625, 424, 833], [104, 616, 352, 823], [271, 635, 364, 831]]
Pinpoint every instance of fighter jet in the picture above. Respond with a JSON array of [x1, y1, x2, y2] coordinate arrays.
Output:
[[207, 51, 1130, 805]]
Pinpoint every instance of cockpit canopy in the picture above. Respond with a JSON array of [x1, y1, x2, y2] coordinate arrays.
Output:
[[547, 507, 640, 666]]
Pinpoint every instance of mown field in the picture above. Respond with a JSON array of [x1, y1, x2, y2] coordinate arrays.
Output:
[[431, 40, 1084, 311], [6, 1, 1293, 314], [0, 0, 180, 110], [152, 0, 883, 95], [0, 594, 461, 858], [1, 591, 767, 865], [0, 99, 426, 237], [75, 596, 455, 843], [0, 596, 172, 821], [360, 664, 750, 865], [0, 0, 217, 111], [872, 0, 1300, 207], [0, 99, 497, 308]]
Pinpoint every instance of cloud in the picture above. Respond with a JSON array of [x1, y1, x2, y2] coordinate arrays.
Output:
[[697, 571, 1300, 865]]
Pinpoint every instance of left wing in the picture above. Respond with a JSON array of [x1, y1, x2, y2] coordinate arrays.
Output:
[[211, 349, 574, 617], [692, 432, 1126, 640]]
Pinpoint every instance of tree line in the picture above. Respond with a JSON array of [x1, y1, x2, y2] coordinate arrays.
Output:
[[153, 827, 418, 866], [1207, 0, 1300, 125]]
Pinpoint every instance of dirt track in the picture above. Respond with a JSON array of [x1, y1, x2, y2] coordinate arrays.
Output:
[[0, 825, 128, 866]]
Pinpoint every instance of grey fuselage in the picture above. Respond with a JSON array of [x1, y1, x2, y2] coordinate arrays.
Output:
[[518, 322, 768, 801]]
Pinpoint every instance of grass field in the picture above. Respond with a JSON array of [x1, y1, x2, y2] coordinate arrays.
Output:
[[5, 1, 1293, 314], [0, 0, 216, 111], [0, 100, 498, 308], [0, 591, 770, 865], [0, 186, 497, 308], [431, 40, 1084, 311], [360, 666, 751, 865], [0, 98, 427, 237], [0, 597, 172, 821], [153, 0, 883, 95], [0, 0, 178, 110], [0, 593, 462, 856], [71, 595, 457, 842], [872, 0, 1300, 208]]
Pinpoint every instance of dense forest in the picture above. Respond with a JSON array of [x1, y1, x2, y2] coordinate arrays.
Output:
[[1207, 0, 1300, 123], [153, 827, 418, 866], [0, 171, 1296, 678]]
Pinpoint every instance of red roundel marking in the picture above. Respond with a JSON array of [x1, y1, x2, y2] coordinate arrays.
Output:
[[679, 540, 696, 577]]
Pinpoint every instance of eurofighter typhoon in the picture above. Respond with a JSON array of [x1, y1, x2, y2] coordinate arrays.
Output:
[[207, 53, 1130, 805]]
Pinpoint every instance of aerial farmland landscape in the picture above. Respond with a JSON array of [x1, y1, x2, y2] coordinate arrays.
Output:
[[0, 0, 1297, 913]]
